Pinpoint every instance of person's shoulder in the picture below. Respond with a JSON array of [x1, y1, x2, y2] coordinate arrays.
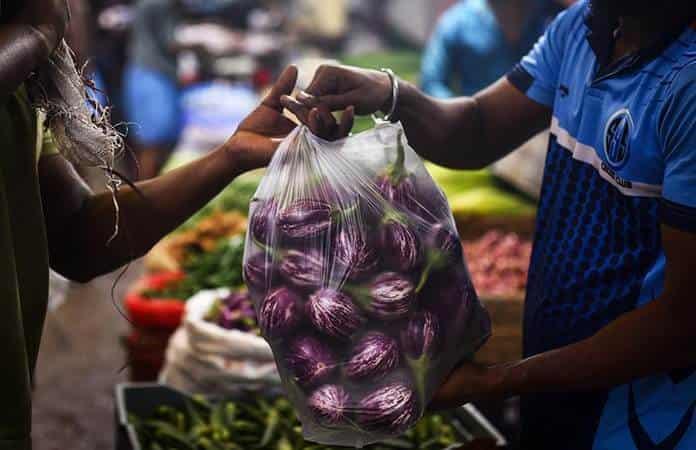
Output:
[[549, 0, 590, 35], [664, 32, 696, 96]]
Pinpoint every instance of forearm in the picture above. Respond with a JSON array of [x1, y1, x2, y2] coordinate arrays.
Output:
[[64, 146, 242, 280], [396, 80, 487, 169], [497, 294, 695, 396]]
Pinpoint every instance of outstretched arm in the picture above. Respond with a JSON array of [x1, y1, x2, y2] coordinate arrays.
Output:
[[282, 66, 551, 170], [40, 66, 296, 282], [40, 66, 354, 282]]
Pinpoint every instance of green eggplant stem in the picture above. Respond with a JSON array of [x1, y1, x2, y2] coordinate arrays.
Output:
[[415, 256, 436, 294], [407, 356, 430, 411], [387, 130, 407, 183]]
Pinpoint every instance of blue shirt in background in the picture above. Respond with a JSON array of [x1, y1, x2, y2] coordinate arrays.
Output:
[[421, 0, 559, 98]]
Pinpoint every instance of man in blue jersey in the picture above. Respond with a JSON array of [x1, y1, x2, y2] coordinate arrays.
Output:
[[281, 0, 696, 448]]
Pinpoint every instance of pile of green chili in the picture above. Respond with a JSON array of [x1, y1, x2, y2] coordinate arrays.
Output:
[[129, 395, 466, 450]]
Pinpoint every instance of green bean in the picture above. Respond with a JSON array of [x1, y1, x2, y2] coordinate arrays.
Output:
[[259, 409, 280, 448], [232, 419, 261, 432], [146, 420, 194, 449], [223, 403, 237, 427], [211, 403, 226, 430], [275, 436, 293, 450]]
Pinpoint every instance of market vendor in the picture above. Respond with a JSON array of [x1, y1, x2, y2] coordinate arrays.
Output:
[[0, 2, 353, 449], [282, 0, 696, 448]]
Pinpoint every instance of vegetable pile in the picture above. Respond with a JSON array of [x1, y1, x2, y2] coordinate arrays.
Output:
[[145, 236, 247, 302], [205, 290, 260, 334], [243, 124, 490, 446], [462, 231, 531, 298], [129, 394, 468, 450]]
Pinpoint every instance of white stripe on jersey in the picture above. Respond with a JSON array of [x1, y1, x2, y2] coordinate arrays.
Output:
[[550, 117, 663, 198]]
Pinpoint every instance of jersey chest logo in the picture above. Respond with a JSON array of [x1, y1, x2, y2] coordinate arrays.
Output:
[[604, 108, 633, 170]]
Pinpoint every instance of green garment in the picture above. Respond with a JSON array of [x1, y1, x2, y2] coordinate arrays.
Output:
[[0, 86, 57, 450]]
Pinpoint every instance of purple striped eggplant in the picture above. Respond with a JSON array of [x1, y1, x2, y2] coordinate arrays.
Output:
[[277, 199, 334, 241], [375, 173, 418, 213], [249, 199, 278, 244], [363, 272, 415, 321], [425, 223, 462, 266], [280, 249, 325, 291], [345, 332, 400, 381], [306, 288, 365, 340], [356, 382, 419, 433], [378, 218, 421, 272], [258, 287, 302, 339], [334, 228, 379, 281], [243, 253, 274, 294], [401, 311, 441, 360], [308, 384, 350, 426], [285, 335, 337, 387]]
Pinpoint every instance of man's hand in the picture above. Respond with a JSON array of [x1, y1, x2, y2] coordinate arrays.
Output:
[[282, 64, 393, 116], [224, 65, 300, 172], [226, 65, 355, 172], [429, 361, 506, 411]]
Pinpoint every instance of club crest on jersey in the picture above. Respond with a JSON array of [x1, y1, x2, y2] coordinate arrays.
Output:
[[604, 108, 633, 169]]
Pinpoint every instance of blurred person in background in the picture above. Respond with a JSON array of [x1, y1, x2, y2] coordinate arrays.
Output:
[[89, 0, 136, 125], [421, 0, 572, 98], [123, 0, 257, 179], [0, 1, 353, 448]]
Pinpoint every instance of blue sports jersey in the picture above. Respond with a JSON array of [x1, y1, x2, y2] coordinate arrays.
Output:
[[506, 1, 696, 449]]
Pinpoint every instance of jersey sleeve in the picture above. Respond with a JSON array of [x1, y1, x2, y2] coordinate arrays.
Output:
[[506, 5, 575, 107], [658, 61, 696, 232]]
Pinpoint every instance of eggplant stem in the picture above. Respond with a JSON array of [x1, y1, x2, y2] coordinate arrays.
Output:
[[407, 356, 430, 411], [415, 257, 436, 293], [387, 130, 407, 183]]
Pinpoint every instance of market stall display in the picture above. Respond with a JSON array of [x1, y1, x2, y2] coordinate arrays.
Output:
[[146, 210, 248, 273], [126, 236, 249, 381], [116, 383, 506, 450], [243, 122, 490, 446]]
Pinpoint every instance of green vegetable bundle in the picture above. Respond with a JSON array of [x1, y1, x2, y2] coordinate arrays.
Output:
[[129, 394, 465, 450], [144, 236, 246, 301]]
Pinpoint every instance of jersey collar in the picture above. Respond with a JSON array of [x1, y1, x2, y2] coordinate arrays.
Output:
[[583, 1, 695, 80]]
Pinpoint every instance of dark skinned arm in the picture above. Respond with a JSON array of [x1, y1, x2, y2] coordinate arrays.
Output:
[[430, 225, 696, 409], [39, 66, 297, 282], [40, 66, 354, 282], [0, 0, 69, 101], [281, 65, 551, 169]]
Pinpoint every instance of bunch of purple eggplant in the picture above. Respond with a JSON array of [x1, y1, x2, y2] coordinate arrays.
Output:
[[242, 125, 490, 447], [207, 291, 260, 335]]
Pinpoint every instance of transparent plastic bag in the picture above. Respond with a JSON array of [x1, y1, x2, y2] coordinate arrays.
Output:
[[243, 121, 491, 447]]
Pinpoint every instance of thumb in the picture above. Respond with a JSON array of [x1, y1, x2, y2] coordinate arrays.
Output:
[[263, 65, 299, 110], [299, 91, 363, 114]]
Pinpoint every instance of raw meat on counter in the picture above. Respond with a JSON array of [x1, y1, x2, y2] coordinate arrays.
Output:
[[462, 231, 532, 298]]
